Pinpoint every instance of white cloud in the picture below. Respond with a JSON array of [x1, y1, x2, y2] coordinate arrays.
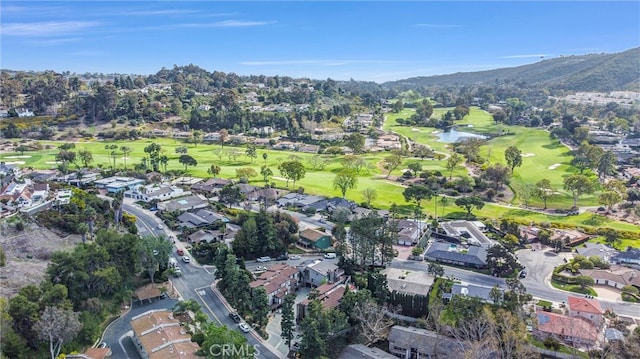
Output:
[[27, 37, 83, 46], [1, 21, 102, 37], [122, 9, 200, 16]]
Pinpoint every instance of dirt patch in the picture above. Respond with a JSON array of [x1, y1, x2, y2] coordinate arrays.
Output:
[[0, 221, 81, 297]]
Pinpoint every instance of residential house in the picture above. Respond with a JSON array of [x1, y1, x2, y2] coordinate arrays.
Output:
[[0, 162, 20, 179], [520, 225, 542, 242], [440, 220, 496, 248], [622, 167, 640, 179], [93, 176, 145, 193], [130, 309, 202, 359], [188, 228, 235, 244], [384, 268, 433, 316], [157, 195, 208, 213], [249, 263, 300, 310], [297, 281, 349, 320], [298, 144, 320, 154], [567, 296, 604, 327], [203, 132, 220, 142], [384, 268, 434, 297], [611, 248, 640, 266], [125, 184, 186, 203], [300, 259, 344, 287], [235, 183, 257, 197], [551, 229, 591, 247], [534, 310, 599, 347], [276, 193, 325, 209], [298, 228, 333, 250], [0, 109, 9, 118], [388, 326, 463, 359], [55, 190, 73, 205], [190, 178, 233, 194], [575, 243, 619, 263], [338, 344, 396, 359], [16, 108, 35, 117], [247, 187, 280, 205], [273, 141, 297, 150], [605, 328, 625, 343], [395, 219, 423, 246], [424, 241, 487, 268], [177, 209, 229, 228], [579, 265, 640, 290], [443, 283, 504, 305]]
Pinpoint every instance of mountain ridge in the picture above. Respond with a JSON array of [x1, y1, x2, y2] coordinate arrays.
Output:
[[383, 47, 640, 92]]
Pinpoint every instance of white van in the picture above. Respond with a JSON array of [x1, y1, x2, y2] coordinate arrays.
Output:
[[168, 257, 178, 268], [324, 253, 336, 259]]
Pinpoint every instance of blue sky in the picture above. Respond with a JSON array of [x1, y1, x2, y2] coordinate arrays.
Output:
[[1, 1, 639, 83]]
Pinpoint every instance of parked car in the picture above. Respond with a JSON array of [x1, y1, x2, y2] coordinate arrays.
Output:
[[98, 342, 108, 349], [288, 255, 301, 260], [229, 312, 241, 323], [177, 248, 184, 256], [257, 256, 271, 262], [157, 224, 163, 230], [173, 267, 182, 277], [324, 253, 337, 259], [238, 322, 251, 333], [182, 255, 191, 263], [276, 254, 289, 261]]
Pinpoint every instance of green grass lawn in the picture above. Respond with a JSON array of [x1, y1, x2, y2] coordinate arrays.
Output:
[[384, 107, 600, 208], [3, 125, 639, 235], [550, 280, 598, 297]]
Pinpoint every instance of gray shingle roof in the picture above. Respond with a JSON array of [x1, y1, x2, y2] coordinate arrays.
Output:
[[425, 242, 487, 266]]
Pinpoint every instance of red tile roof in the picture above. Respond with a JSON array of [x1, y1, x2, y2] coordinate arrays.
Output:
[[568, 296, 603, 315], [536, 310, 598, 342]]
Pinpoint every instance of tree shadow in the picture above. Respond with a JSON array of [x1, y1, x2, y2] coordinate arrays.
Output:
[[582, 214, 605, 226]]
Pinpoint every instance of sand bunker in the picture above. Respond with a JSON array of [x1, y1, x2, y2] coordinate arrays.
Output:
[[548, 163, 561, 170], [4, 161, 25, 165], [411, 128, 420, 132], [4, 155, 32, 159], [431, 130, 441, 134], [522, 153, 536, 158], [45, 161, 61, 164]]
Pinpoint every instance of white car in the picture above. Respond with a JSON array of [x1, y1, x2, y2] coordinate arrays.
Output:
[[256, 256, 271, 262], [182, 255, 191, 263], [288, 255, 301, 260], [238, 323, 251, 333]]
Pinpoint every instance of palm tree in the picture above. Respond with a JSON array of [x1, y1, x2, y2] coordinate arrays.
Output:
[[120, 146, 132, 170]]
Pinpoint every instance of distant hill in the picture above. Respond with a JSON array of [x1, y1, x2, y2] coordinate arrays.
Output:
[[383, 48, 640, 92]]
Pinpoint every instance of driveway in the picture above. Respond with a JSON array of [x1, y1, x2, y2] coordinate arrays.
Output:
[[101, 297, 178, 359]]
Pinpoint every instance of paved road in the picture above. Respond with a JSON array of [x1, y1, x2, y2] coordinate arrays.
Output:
[[391, 251, 640, 318], [102, 297, 177, 359], [123, 202, 285, 359]]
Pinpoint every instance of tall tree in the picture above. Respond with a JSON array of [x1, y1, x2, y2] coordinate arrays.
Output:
[[251, 287, 269, 329], [455, 196, 485, 219], [534, 179, 555, 209], [207, 164, 221, 178], [383, 151, 404, 179], [120, 146, 132, 170], [333, 169, 358, 198], [104, 144, 118, 170], [563, 174, 596, 208], [281, 294, 295, 350], [35, 306, 81, 359], [178, 154, 198, 172], [403, 184, 433, 209], [246, 144, 257, 163], [361, 188, 378, 207], [219, 128, 229, 148], [504, 146, 523, 172], [77, 148, 93, 168], [138, 235, 172, 283], [446, 152, 463, 179], [597, 150, 617, 182], [260, 166, 273, 184], [278, 160, 306, 187]]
